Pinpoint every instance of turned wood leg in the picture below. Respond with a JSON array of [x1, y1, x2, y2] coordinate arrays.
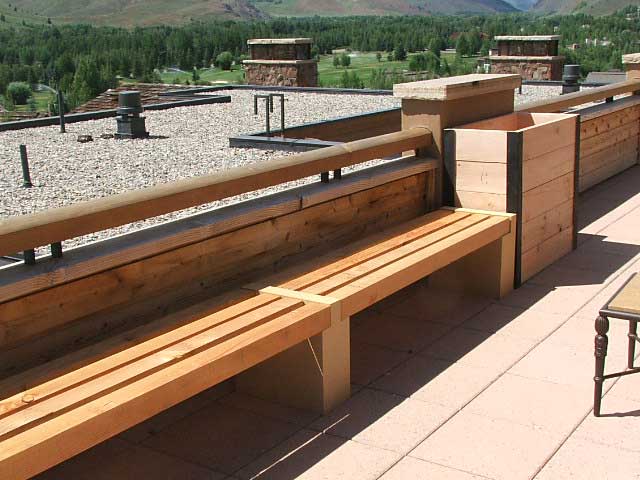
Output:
[[628, 320, 638, 369], [594, 315, 609, 417]]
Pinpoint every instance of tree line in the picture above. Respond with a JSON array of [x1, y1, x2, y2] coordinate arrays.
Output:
[[1, 8, 639, 108]]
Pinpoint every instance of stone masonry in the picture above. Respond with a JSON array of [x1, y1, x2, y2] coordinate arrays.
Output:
[[490, 35, 565, 81], [244, 38, 318, 87]]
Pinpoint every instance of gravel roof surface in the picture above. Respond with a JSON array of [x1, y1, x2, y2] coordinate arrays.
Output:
[[0, 85, 567, 253]]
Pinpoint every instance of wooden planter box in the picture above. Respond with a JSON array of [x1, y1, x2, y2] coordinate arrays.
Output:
[[444, 112, 579, 285]]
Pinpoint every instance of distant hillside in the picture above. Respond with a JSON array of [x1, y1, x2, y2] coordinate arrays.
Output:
[[7, 0, 268, 26], [251, 0, 517, 16], [8, 0, 517, 25], [503, 0, 537, 10], [533, 0, 640, 15]]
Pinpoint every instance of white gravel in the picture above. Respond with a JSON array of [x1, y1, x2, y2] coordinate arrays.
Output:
[[0, 85, 572, 253]]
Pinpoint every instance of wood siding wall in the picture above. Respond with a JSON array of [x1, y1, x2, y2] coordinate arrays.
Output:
[[578, 96, 640, 192], [0, 164, 434, 379]]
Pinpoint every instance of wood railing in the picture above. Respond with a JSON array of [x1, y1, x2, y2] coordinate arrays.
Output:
[[517, 79, 640, 113], [0, 128, 432, 257]]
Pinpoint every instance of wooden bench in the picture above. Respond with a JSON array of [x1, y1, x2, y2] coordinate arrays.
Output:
[[0, 207, 515, 479]]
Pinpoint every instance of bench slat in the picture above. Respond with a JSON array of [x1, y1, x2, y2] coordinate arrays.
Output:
[[0, 296, 305, 438], [0, 301, 331, 480], [331, 216, 510, 315], [297, 214, 493, 296]]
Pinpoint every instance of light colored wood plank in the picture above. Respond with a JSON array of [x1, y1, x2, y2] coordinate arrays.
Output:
[[579, 135, 638, 177], [521, 228, 573, 281], [455, 190, 507, 212], [0, 157, 434, 305], [522, 172, 574, 224], [581, 104, 640, 140], [577, 94, 640, 122], [521, 199, 573, 253], [581, 122, 639, 159], [453, 129, 508, 163], [0, 174, 427, 354], [0, 296, 307, 439], [523, 144, 575, 192], [0, 301, 331, 480], [455, 161, 507, 195], [579, 150, 638, 192], [522, 115, 577, 161], [329, 216, 510, 316]]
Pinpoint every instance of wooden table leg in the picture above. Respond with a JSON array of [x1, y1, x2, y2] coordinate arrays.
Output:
[[628, 320, 638, 369], [594, 315, 609, 417]]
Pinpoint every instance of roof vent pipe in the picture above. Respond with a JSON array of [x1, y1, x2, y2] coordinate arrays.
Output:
[[562, 65, 581, 95], [115, 91, 149, 139]]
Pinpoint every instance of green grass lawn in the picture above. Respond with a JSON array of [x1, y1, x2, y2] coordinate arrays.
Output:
[[318, 52, 410, 86], [1, 91, 55, 114], [142, 51, 480, 91]]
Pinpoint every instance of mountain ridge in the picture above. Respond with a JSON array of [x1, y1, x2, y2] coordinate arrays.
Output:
[[7, 0, 516, 25]]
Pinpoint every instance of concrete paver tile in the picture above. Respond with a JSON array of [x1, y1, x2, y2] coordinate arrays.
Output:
[[509, 339, 627, 390], [34, 438, 132, 480], [235, 429, 401, 480], [467, 372, 592, 434], [534, 436, 640, 480], [411, 411, 564, 480], [464, 303, 567, 342], [420, 327, 535, 370], [309, 388, 454, 454], [388, 286, 491, 326], [119, 381, 233, 443], [217, 392, 319, 427], [499, 282, 601, 317], [350, 310, 451, 353], [350, 341, 412, 386], [574, 393, 640, 452], [379, 456, 486, 480], [91, 445, 225, 480], [373, 356, 501, 410], [142, 401, 300, 475]]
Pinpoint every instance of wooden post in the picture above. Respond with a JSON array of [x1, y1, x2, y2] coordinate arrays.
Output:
[[234, 315, 350, 414], [394, 74, 521, 207]]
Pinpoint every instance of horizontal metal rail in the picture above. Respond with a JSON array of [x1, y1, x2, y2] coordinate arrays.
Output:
[[516, 79, 640, 113], [0, 128, 432, 256]]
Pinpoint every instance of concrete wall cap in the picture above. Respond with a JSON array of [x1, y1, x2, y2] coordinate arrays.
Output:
[[247, 38, 313, 45], [393, 74, 521, 101], [622, 53, 640, 64], [494, 35, 561, 41], [243, 59, 318, 65]]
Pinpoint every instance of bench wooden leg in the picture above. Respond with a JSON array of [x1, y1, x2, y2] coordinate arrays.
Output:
[[234, 316, 351, 414], [428, 215, 517, 299], [594, 315, 609, 417], [629, 320, 637, 369]]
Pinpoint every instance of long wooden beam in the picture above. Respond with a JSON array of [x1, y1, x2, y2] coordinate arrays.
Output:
[[0, 128, 432, 256], [516, 79, 640, 113]]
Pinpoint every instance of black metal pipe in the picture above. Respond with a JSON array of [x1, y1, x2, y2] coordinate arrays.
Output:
[[51, 242, 63, 259], [254, 95, 271, 137], [20, 144, 33, 188], [320, 171, 330, 183], [58, 90, 66, 133], [23, 249, 36, 266], [333, 168, 342, 179], [269, 93, 286, 137]]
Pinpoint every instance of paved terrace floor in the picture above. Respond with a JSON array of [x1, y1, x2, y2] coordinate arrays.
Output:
[[36, 166, 640, 480]]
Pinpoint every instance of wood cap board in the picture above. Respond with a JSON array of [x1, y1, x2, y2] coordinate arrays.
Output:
[[608, 274, 640, 315], [393, 74, 521, 102]]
